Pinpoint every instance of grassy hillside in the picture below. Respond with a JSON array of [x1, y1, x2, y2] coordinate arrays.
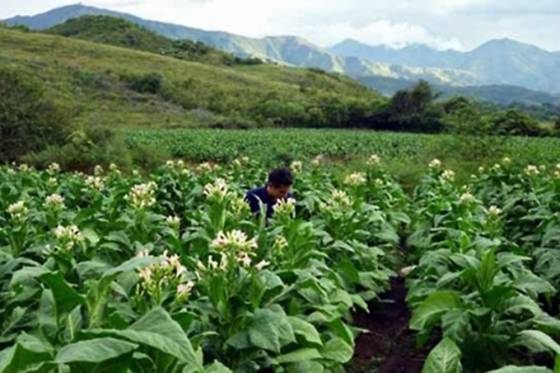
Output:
[[0, 26, 382, 129]]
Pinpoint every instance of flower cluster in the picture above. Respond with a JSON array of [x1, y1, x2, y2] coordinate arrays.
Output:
[[290, 160, 303, 173], [197, 162, 217, 173], [273, 235, 288, 251], [502, 157, 512, 166], [524, 165, 540, 176], [53, 225, 83, 251], [165, 159, 186, 170], [18, 164, 30, 172], [85, 175, 104, 191], [93, 165, 104, 176], [232, 157, 250, 168], [211, 230, 258, 253], [320, 189, 353, 213], [203, 178, 229, 202], [45, 194, 65, 210], [136, 250, 192, 301], [273, 198, 296, 218], [441, 169, 456, 182], [429, 159, 442, 169], [127, 181, 157, 209], [230, 195, 250, 216], [487, 205, 503, 216], [166, 216, 181, 230], [367, 154, 381, 166], [459, 192, 476, 204], [7, 201, 28, 221], [47, 163, 61, 174], [344, 172, 366, 186]]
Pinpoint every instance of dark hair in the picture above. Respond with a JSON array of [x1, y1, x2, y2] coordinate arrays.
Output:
[[268, 168, 293, 187]]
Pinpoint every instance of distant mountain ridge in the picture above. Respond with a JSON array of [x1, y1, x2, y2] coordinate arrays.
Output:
[[4, 3, 560, 96], [331, 38, 560, 93]]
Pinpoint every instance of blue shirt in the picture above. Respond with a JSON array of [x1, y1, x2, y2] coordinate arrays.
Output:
[[245, 187, 292, 219]]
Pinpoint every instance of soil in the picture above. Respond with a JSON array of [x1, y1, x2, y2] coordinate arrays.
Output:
[[348, 277, 435, 373]]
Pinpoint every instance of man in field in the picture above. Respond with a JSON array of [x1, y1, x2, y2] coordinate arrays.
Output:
[[245, 168, 294, 219]]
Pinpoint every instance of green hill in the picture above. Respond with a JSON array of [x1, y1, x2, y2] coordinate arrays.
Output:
[[46, 15, 172, 53], [46, 16, 262, 66], [0, 26, 383, 130]]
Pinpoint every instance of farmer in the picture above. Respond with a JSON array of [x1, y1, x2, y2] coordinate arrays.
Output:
[[245, 168, 294, 219]]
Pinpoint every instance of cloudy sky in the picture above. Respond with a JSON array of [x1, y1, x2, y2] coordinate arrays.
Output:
[[2, 0, 559, 51]]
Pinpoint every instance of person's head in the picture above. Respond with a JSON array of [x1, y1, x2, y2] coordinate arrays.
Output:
[[266, 168, 293, 200]]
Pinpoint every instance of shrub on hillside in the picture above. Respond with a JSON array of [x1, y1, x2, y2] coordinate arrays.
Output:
[[121, 72, 164, 94], [0, 65, 69, 161]]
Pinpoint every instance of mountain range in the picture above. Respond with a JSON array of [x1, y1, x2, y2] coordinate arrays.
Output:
[[4, 4, 560, 101]]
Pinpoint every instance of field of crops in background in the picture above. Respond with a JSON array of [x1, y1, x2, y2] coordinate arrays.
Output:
[[127, 128, 560, 164], [1, 157, 559, 372]]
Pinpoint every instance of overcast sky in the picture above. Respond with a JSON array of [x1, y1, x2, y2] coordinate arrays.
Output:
[[2, 0, 559, 51]]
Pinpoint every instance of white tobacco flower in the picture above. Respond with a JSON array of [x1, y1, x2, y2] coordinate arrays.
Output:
[[85, 176, 104, 191], [492, 164, 502, 171], [273, 235, 288, 251], [211, 230, 257, 253], [290, 160, 303, 173], [132, 169, 140, 177], [230, 195, 250, 216], [93, 165, 104, 176], [255, 260, 270, 271], [128, 182, 157, 209], [136, 249, 150, 258], [502, 157, 512, 165], [165, 160, 175, 168], [47, 177, 58, 187], [47, 163, 61, 174], [45, 194, 65, 209], [203, 178, 229, 201], [177, 281, 195, 297], [524, 165, 540, 176], [138, 267, 153, 283], [344, 172, 366, 186], [273, 198, 296, 217], [367, 154, 381, 166], [459, 192, 475, 204], [374, 178, 385, 187], [18, 163, 29, 172], [429, 159, 442, 169], [53, 225, 83, 250], [478, 166, 485, 173], [197, 162, 215, 173], [488, 205, 503, 216], [166, 216, 181, 230], [208, 256, 219, 270], [7, 201, 28, 220], [441, 169, 455, 181], [237, 252, 252, 267]]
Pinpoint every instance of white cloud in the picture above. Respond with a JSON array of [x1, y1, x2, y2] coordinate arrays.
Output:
[[1, 0, 558, 51]]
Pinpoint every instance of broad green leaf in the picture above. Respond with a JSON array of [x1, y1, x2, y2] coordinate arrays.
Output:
[[89, 307, 202, 369], [55, 337, 138, 364], [285, 361, 324, 373], [288, 317, 323, 346], [248, 309, 295, 353], [321, 337, 353, 363], [276, 348, 322, 364], [0, 334, 53, 373], [516, 330, 560, 354], [410, 291, 461, 331], [102, 256, 160, 278], [39, 272, 85, 315], [422, 337, 462, 373]]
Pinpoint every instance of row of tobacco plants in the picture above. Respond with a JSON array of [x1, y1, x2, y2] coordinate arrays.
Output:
[[406, 159, 560, 372], [0, 157, 406, 372]]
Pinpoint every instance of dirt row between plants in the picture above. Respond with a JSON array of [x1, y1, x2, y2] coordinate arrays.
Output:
[[348, 277, 435, 373]]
